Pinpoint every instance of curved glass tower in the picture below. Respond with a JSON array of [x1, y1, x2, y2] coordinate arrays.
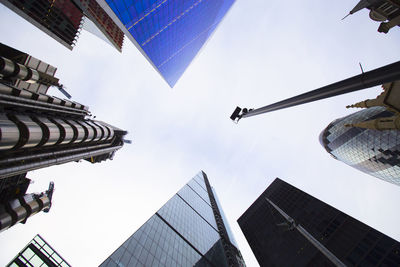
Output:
[[320, 106, 400, 186]]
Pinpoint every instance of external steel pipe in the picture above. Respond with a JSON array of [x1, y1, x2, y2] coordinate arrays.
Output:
[[92, 121, 106, 140], [7, 197, 27, 223], [13, 115, 42, 149], [78, 120, 95, 142], [94, 122, 114, 141], [0, 85, 89, 116], [0, 83, 83, 110], [67, 119, 86, 143], [0, 193, 51, 232], [15, 63, 29, 80], [0, 143, 111, 165], [49, 118, 67, 145], [85, 120, 102, 142], [0, 57, 40, 83], [0, 114, 19, 150], [106, 125, 114, 140], [0, 57, 15, 76], [0, 207, 12, 231], [0, 99, 87, 117], [0, 145, 123, 178], [35, 117, 60, 146], [1, 112, 115, 151]]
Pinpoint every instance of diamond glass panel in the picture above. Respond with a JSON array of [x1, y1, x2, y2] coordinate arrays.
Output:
[[320, 106, 400, 186]]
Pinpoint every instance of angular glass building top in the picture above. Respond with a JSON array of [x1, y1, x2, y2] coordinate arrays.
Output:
[[100, 171, 245, 266], [320, 107, 400, 186], [8, 234, 70, 267], [101, 0, 235, 87]]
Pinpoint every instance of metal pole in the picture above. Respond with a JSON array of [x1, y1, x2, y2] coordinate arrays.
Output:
[[231, 61, 400, 121], [265, 197, 346, 267]]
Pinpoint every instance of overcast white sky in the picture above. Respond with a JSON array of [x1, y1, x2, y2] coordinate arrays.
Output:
[[1, 1, 400, 266]]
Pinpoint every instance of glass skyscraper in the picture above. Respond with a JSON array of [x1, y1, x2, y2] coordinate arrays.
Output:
[[8, 234, 70, 267], [95, 0, 235, 87], [238, 178, 400, 267], [319, 106, 400, 186], [100, 171, 245, 266]]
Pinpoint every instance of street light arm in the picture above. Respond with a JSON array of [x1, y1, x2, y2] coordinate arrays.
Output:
[[231, 60, 400, 121]]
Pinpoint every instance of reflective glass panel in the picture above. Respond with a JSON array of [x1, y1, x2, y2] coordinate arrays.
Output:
[[103, 0, 235, 86], [157, 195, 220, 255], [100, 214, 203, 267], [177, 185, 217, 229], [193, 172, 207, 191], [187, 179, 210, 205], [320, 107, 400, 186]]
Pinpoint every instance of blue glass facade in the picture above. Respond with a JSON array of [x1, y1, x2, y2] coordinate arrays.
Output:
[[102, 0, 235, 86], [320, 107, 400, 186], [100, 171, 245, 266]]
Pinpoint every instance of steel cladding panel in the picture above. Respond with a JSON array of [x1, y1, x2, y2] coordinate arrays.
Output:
[[5, 0, 83, 47], [86, 0, 125, 50], [103, 0, 235, 86]]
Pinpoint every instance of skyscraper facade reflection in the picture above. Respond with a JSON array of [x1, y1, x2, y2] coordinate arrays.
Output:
[[100, 171, 245, 267], [238, 178, 400, 266], [95, 0, 235, 87], [320, 106, 400, 186]]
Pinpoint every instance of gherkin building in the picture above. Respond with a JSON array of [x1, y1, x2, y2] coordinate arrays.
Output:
[[320, 106, 400, 186]]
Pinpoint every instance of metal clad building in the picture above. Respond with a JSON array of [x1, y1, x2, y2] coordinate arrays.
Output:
[[100, 171, 245, 267], [1, 0, 124, 51], [320, 106, 400, 186], [0, 43, 127, 232], [1, 0, 84, 49], [0, 43, 128, 180], [96, 0, 235, 87], [0, 43, 57, 94]]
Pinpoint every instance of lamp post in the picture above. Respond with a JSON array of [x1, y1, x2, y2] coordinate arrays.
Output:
[[231, 61, 400, 122]]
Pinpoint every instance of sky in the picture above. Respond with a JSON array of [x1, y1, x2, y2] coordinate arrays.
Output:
[[1, 0, 400, 266]]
